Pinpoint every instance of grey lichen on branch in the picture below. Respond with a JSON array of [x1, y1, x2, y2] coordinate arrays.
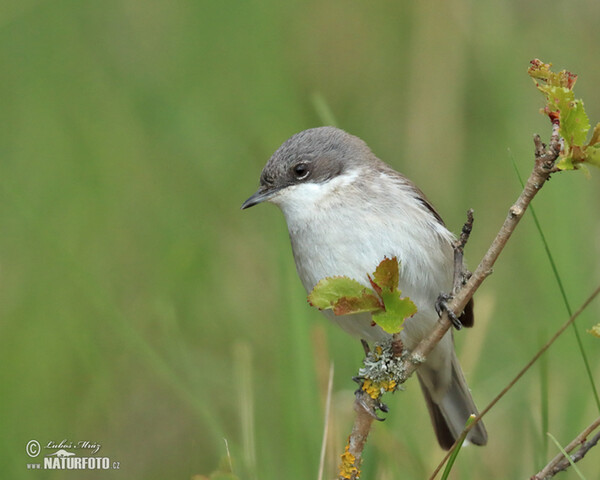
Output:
[[339, 334, 410, 480]]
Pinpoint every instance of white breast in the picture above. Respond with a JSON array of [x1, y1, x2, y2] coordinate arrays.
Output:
[[269, 168, 456, 345]]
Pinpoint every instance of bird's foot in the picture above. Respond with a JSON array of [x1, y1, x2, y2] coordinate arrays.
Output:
[[353, 387, 387, 421], [435, 293, 463, 330]]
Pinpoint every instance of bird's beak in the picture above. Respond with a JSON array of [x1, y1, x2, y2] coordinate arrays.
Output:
[[241, 186, 276, 209]]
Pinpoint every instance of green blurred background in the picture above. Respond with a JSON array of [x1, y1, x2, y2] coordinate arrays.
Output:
[[1, 0, 599, 478]]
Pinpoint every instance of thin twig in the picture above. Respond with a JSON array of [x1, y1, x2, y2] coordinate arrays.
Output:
[[407, 126, 560, 374], [532, 416, 600, 479], [568, 431, 600, 465], [428, 284, 600, 480]]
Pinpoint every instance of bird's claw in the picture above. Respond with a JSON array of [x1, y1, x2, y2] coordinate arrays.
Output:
[[435, 293, 463, 330], [354, 388, 387, 421], [360, 339, 370, 356]]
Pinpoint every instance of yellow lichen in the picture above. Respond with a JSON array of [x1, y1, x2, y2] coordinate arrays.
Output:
[[381, 379, 397, 392], [361, 378, 397, 399], [361, 379, 380, 399], [339, 444, 359, 479]]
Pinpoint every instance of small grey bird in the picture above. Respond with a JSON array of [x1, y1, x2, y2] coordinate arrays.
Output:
[[242, 126, 487, 449]]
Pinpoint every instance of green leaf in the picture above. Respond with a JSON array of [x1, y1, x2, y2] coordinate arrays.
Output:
[[556, 155, 576, 171], [369, 257, 417, 333], [372, 257, 399, 292], [308, 277, 382, 315], [541, 85, 573, 114], [528, 59, 578, 89], [308, 277, 367, 309], [307, 257, 417, 330], [539, 85, 591, 148], [528, 60, 600, 170], [332, 293, 383, 315], [561, 99, 590, 146], [372, 291, 417, 334]]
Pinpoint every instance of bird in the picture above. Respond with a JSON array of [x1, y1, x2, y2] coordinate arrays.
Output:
[[241, 126, 487, 449]]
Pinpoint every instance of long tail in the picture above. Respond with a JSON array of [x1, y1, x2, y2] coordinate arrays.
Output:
[[417, 352, 488, 450]]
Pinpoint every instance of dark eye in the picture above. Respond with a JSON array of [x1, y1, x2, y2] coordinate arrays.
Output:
[[293, 163, 309, 180]]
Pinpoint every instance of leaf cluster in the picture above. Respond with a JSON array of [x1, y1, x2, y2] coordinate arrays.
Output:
[[307, 257, 417, 334], [528, 59, 600, 170]]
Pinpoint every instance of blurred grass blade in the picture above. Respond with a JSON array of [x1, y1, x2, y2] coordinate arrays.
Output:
[[317, 362, 334, 480], [547, 433, 587, 480], [224, 438, 235, 474], [234, 342, 257, 480], [539, 330, 549, 463], [311, 92, 339, 127], [440, 415, 476, 480], [510, 151, 600, 413]]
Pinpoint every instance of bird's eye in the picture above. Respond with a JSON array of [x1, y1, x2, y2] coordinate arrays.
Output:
[[293, 163, 309, 179]]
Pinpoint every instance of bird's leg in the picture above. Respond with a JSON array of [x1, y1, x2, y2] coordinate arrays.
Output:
[[436, 209, 475, 330], [452, 209, 474, 294]]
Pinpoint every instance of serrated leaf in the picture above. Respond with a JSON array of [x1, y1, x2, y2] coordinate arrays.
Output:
[[561, 99, 590, 146], [308, 276, 381, 315], [528, 60, 600, 170], [542, 85, 574, 110], [332, 293, 382, 315], [308, 258, 418, 329], [535, 85, 586, 148], [372, 257, 399, 292], [308, 276, 367, 309], [556, 155, 576, 171], [372, 291, 417, 334]]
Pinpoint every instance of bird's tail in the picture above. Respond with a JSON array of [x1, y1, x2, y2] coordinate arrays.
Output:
[[417, 352, 488, 450]]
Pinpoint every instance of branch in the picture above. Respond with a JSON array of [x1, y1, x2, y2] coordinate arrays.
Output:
[[531, 416, 600, 479], [338, 392, 377, 480], [407, 124, 560, 373]]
